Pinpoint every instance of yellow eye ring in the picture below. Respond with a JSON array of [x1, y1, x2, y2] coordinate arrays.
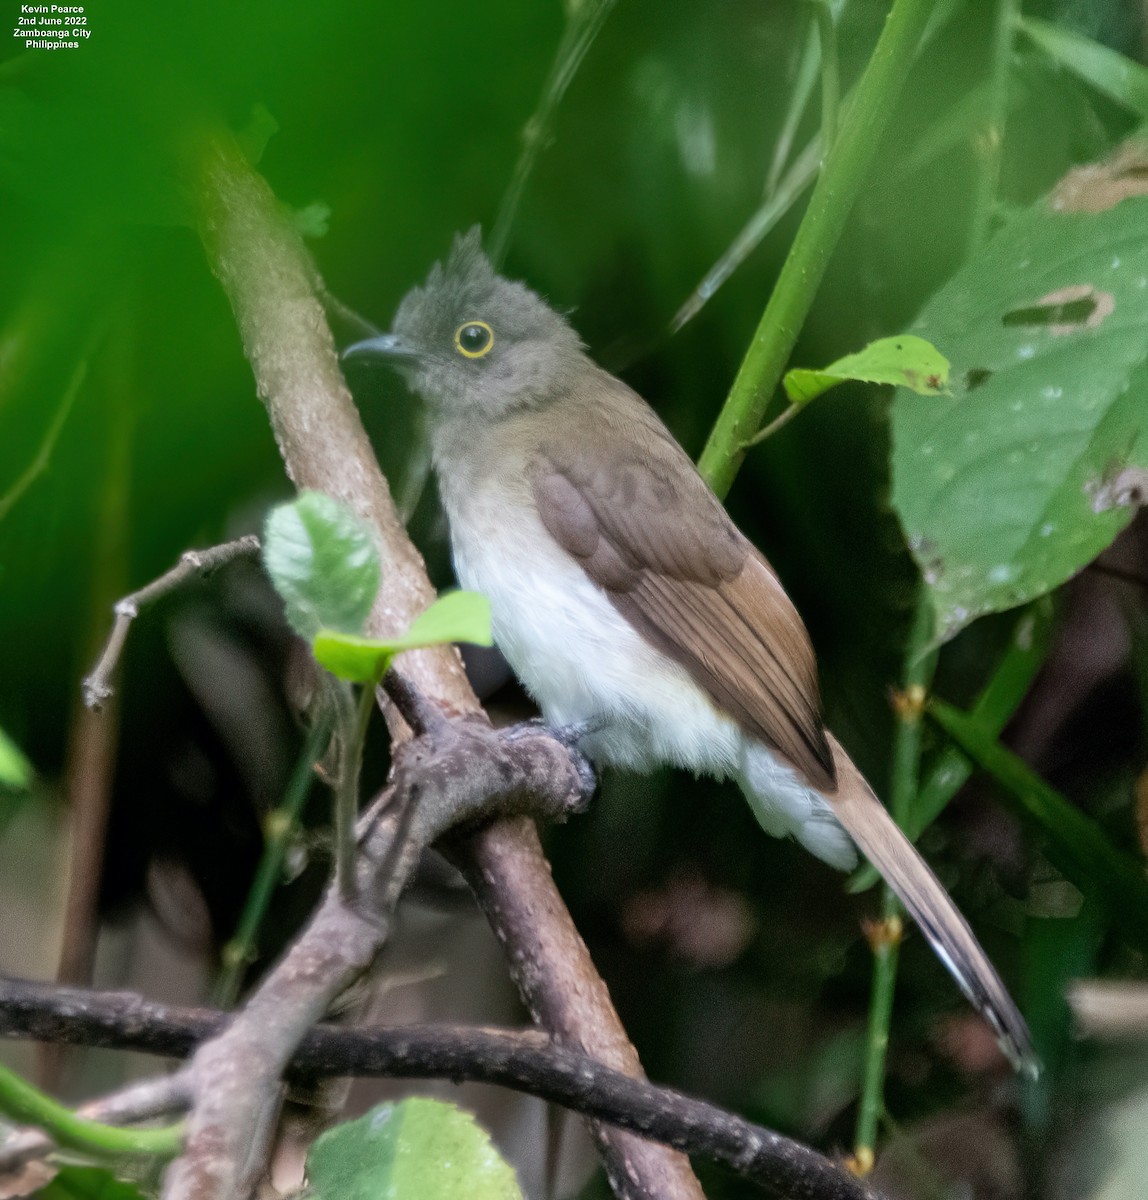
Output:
[[454, 320, 494, 359]]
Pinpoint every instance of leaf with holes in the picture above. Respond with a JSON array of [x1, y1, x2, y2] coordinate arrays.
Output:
[[891, 142, 1148, 642], [304, 1099, 523, 1200], [783, 334, 949, 406]]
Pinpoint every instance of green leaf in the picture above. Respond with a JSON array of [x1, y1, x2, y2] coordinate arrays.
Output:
[[312, 629, 396, 683], [0, 725, 32, 791], [1018, 17, 1148, 120], [891, 166, 1148, 642], [394, 591, 493, 652], [263, 492, 381, 641], [930, 699, 1148, 949], [39, 1167, 147, 1200], [783, 334, 949, 406], [312, 592, 492, 683], [305, 1098, 523, 1200]]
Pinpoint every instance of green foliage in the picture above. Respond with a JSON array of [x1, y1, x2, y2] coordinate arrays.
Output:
[[2, 1, 1148, 1191], [783, 334, 949, 406], [304, 1099, 523, 1200], [930, 699, 1148, 948], [0, 725, 31, 791], [313, 591, 492, 682], [262, 491, 381, 641], [38, 1167, 148, 1200], [892, 187, 1148, 642], [1019, 17, 1148, 119], [849, 599, 1054, 893]]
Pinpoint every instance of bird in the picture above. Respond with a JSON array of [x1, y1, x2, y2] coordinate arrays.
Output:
[[342, 227, 1038, 1075]]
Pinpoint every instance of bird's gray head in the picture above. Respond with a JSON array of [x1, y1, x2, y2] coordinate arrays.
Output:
[[344, 228, 585, 425]]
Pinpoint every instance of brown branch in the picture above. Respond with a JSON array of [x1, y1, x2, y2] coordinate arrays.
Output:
[[82, 536, 261, 710], [0, 978, 886, 1200], [192, 130, 706, 1200], [160, 711, 591, 1200]]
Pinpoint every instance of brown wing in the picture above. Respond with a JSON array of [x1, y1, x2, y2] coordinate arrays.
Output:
[[531, 377, 835, 790]]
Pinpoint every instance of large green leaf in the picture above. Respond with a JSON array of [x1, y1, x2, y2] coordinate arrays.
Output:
[[305, 1099, 523, 1200], [891, 152, 1148, 642], [263, 491, 381, 641]]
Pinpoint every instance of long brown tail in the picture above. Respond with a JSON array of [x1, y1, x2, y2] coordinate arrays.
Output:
[[825, 735, 1039, 1077]]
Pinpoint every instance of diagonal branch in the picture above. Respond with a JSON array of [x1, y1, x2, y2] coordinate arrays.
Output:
[[159, 713, 592, 1200], [192, 129, 707, 1200]]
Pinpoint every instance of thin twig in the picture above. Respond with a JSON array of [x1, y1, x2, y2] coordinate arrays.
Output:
[[488, 0, 617, 265], [672, 0, 963, 338], [809, 0, 841, 153], [44, 349, 135, 1090], [0, 359, 88, 522], [82, 535, 261, 709], [382, 670, 450, 737], [0, 978, 888, 1200]]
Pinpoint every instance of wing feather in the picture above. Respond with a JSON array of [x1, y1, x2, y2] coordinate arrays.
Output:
[[531, 380, 835, 788]]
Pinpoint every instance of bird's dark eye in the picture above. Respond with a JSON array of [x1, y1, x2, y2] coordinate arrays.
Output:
[[454, 320, 494, 359]]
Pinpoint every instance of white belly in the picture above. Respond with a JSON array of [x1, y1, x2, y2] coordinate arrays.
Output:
[[448, 488, 742, 775], [443, 476, 853, 868]]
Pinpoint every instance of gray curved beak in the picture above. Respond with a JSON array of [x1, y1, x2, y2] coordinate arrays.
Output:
[[340, 333, 418, 364]]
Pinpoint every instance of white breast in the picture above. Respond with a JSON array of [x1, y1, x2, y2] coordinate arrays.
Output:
[[433, 434, 847, 867], [445, 476, 742, 776]]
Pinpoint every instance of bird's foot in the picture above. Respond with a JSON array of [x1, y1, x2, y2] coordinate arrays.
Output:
[[502, 716, 604, 812]]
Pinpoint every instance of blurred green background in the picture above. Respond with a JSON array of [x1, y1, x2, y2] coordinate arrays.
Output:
[[2, 1, 1147, 1197]]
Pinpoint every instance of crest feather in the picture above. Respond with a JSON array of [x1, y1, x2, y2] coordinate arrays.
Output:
[[445, 225, 494, 291]]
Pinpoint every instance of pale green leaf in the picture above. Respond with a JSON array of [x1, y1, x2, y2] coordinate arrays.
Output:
[[389, 591, 493, 652], [783, 334, 949, 406], [312, 592, 491, 683], [312, 630, 394, 683], [305, 1098, 523, 1200], [263, 492, 380, 641]]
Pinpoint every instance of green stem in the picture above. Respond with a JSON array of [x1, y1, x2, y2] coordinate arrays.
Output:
[[698, 0, 934, 497], [809, 0, 841, 153], [854, 590, 936, 1165], [0, 1061, 183, 1159], [848, 597, 1054, 893], [930, 698, 1148, 947], [213, 713, 333, 1008], [332, 677, 377, 904], [489, 0, 617, 266], [970, 0, 1018, 251]]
